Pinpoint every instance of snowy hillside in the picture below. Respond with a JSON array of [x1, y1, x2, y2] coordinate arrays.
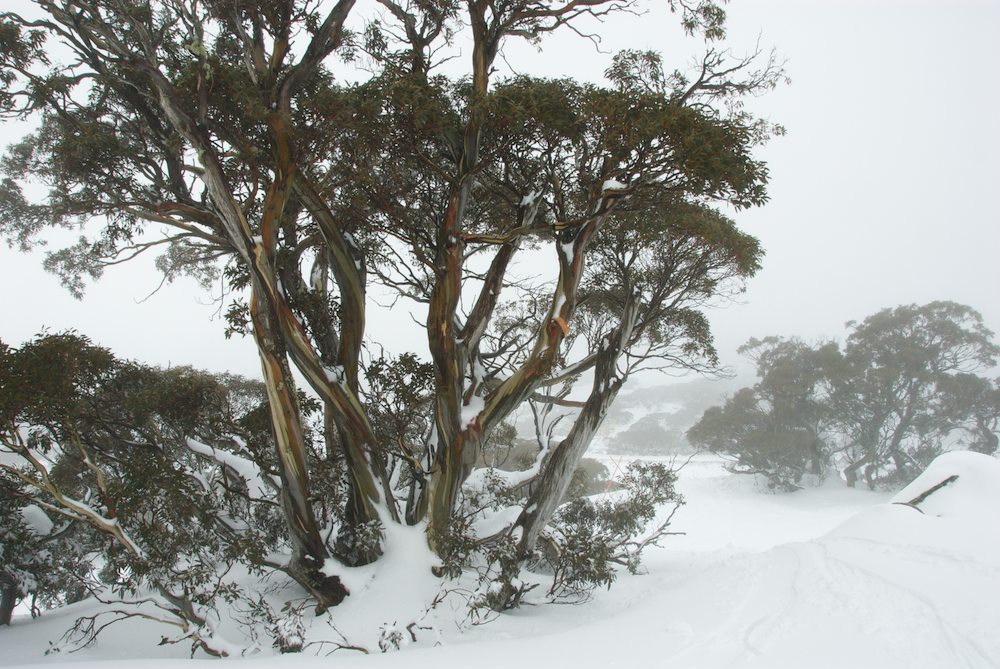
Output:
[[4, 452, 999, 669], [586, 377, 742, 456]]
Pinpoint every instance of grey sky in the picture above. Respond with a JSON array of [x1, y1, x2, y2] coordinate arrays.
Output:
[[1, 0, 998, 381]]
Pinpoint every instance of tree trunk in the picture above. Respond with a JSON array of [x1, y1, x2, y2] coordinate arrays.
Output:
[[809, 436, 824, 476], [516, 380, 623, 558], [250, 286, 347, 611], [334, 421, 384, 567], [972, 417, 998, 455], [147, 68, 368, 602], [0, 578, 17, 626], [292, 176, 392, 540], [426, 188, 474, 551], [885, 410, 915, 482], [516, 298, 638, 558], [843, 448, 874, 488]]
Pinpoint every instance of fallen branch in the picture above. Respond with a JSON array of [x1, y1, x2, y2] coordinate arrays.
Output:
[[902, 474, 959, 508]]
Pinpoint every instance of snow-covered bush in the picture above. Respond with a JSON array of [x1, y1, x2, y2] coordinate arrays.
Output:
[[0, 334, 295, 651], [540, 462, 683, 601]]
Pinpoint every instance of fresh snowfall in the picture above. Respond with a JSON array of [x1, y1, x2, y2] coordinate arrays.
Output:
[[3, 449, 998, 669]]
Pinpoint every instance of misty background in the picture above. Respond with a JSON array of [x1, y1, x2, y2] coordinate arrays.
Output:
[[2, 0, 997, 391]]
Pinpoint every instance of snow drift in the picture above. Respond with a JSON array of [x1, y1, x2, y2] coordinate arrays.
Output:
[[2, 452, 998, 669]]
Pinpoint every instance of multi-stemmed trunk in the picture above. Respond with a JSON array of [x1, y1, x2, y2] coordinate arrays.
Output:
[[249, 283, 348, 610], [424, 199, 619, 548], [424, 17, 497, 547]]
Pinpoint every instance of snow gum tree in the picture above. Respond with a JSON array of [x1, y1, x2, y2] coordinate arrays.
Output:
[[689, 302, 1000, 491], [686, 336, 840, 490], [832, 301, 999, 487], [1, 0, 779, 611]]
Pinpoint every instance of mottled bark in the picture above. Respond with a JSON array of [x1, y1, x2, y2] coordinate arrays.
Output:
[[249, 285, 348, 610], [134, 9, 370, 594], [478, 197, 621, 437], [426, 191, 476, 548], [516, 297, 639, 557], [426, 189, 620, 549], [293, 176, 392, 560], [517, 380, 625, 558]]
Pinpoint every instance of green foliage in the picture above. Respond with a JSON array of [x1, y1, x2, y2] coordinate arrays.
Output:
[[428, 461, 680, 615], [834, 301, 999, 486], [688, 336, 836, 490], [0, 333, 295, 626], [688, 390, 823, 491], [565, 458, 613, 499], [0, 0, 774, 628], [363, 352, 435, 456], [544, 462, 682, 600], [0, 18, 48, 115], [937, 374, 1000, 455], [0, 475, 91, 622]]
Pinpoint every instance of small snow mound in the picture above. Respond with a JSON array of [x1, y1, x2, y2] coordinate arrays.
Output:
[[891, 450, 1000, 516], [828, 451, 1000, 559]]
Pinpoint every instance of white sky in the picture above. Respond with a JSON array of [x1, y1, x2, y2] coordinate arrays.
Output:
[[1, 0, 998, 381]]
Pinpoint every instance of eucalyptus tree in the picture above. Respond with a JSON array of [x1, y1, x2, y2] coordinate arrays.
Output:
[[315, 46, 778, 553], [1, 0, 780, 609], [832, 301, 999, 487], [690, 302, 999, 491], [513, 202, 761, 554], [687, 337, 840, 490], [938, 374, 1000, 456]]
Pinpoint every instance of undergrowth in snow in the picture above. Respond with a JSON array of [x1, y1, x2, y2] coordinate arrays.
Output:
[[3, 452, 998, 669]]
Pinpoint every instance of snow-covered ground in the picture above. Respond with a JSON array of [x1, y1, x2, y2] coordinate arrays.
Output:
[[4, 452, 998, 669]]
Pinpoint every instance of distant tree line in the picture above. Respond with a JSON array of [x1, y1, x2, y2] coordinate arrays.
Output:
[[688, 302, 999, 491]]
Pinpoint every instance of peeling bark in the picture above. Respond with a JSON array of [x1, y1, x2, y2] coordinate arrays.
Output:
[[516, 297, 639, 557], [249, 284, 348, 610]]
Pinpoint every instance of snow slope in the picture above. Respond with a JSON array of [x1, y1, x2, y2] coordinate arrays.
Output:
[[3, 453, 998, 669]]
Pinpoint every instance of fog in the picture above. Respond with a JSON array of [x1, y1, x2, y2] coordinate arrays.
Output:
[[1, 0, 997, 380]]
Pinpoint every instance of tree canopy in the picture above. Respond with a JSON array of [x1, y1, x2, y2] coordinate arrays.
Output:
[[0, 333, 284, 639], [689, 301, 1000, 491]]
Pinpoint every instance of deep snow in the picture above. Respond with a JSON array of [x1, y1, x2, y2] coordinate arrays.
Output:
[[3, 452, 998, 669]]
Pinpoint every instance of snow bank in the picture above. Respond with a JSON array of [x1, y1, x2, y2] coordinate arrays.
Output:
[[830, 450, 1000, 560], [4, 453, 999, 669], [892, 450, 1000, 515]]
